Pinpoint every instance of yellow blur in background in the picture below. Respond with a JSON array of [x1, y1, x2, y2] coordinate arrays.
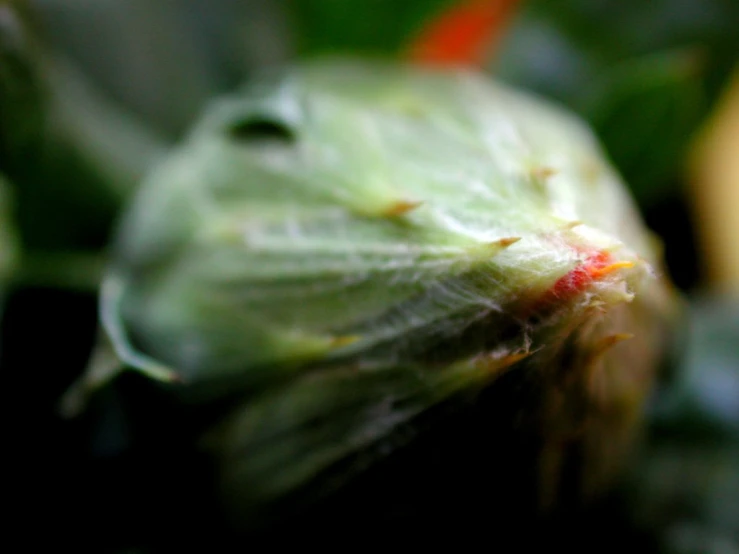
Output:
[[692, 66, 739, 294]]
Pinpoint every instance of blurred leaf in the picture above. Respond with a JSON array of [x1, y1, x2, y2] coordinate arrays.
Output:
[[652, 297, 739, 434], [583, 49, 705, 204], [0, 1, 44, 168], [627, 298, 739, 550], [289, 0, 455, 56], [2, 1, 295, 260], [29, 0, 217, 138], [30, 0, 294, 138], [44, 56, 167, 200], [500, 0, 739, 99], [0, 173, 18, 289], [493, 0, 739, 204], [7, 52, 168, 252], [0, 2, 170, 255]]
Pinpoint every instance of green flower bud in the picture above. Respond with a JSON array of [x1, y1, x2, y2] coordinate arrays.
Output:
[[88, 60, 678, 516]]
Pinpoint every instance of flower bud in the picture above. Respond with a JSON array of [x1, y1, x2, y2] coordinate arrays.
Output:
[[94, 60, 679, 516]]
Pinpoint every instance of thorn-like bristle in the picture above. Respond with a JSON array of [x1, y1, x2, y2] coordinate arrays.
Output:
[[474, 349, 532, 375], [381, 200, 423, 217], [596, 333, 635, 350], [590, 261, 636, 279], [493, 236, 521, 248], [562, 220, 583, 230], [531, 166, 558, 180]]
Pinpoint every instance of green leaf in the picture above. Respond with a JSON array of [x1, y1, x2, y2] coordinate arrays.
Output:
[[30, 0, 295, 137], [0, 173, 18, 291], [583, 49, 705, 204], [493, 0, 739, 203], [288, 0, 454, 56], [627, 298, 739, 549], [0, 1, 45, 167], [1, 2, 168, 253]]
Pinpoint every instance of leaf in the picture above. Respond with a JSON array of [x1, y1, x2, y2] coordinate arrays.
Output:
[[492, 0, 739, 203], [289, 0, 454, 56], [0, 1, 45, 168], [1, 2, 168, 253], [627, 297, 739, 548], [0, 172, 18, 293], [582, 49, 705, 204], [29, 0, 296, 136]]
